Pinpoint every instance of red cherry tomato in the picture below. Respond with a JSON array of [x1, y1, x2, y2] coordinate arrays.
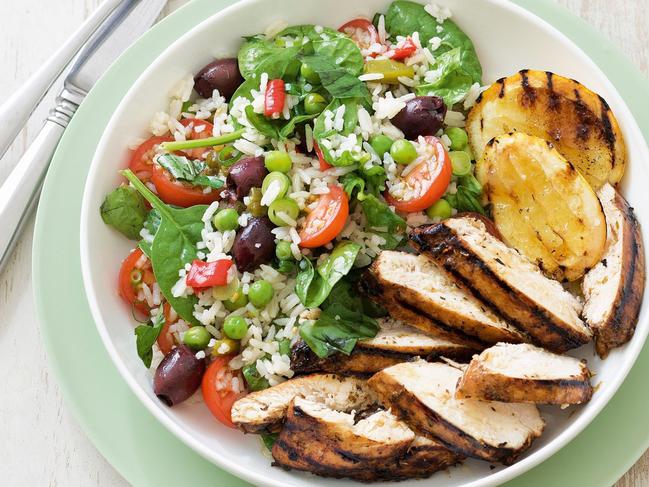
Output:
[[150, 164, 221, 208], [129, 136, 173, 181], [118, 248, 155, 316], [264, 79, 286, 117], [391, 36, 417, 60], [201, 355, 246, 429], [299, 185, 349, 248], [186, 259, 233, 289], [314, 142, 332, 171], [338, 18, 379, 50], [179, 118, 214, 159], [384, 136, 452, 213]]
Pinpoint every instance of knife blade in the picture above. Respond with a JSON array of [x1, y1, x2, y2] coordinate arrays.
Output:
[[0, 0, 168, 273]]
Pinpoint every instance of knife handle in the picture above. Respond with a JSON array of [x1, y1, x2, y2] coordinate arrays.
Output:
[[0, 94, 78, 273], [0, 0, 121, 160]]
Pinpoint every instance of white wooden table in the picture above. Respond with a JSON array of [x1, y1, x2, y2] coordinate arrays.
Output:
[[0, 0, 647, 485]]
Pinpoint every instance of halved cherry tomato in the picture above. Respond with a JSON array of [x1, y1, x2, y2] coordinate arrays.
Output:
[[390, 36, 417, 60], [338, 18, 379, 50], [384, 136, 452, 213], [186, 259, 233, 289], [299, 185, 349, 248], [129, 136, 173, 181], [118, 248, 155, 316], [179, 118, 214, 159], [264, 79, 286, 117], [157, 302, 178, 356], [314, 142, 332, 171], [201, 355, 246, 428], [150, 164, 221, 208]]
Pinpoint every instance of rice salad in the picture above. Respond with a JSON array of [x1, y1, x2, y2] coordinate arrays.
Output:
[[100, 0, 485, 433]]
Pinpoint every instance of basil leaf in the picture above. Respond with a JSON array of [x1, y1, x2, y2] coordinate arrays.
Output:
[[134, 312, 165, 368], [242, 363, 270, 391], [156, 154, 225, 190], [123, 170, 205, 325], [138, 209, 161, 258], [360, 194, 407, 250], [100, 185, 148, 240], [299, 302, 378, 358], [295, 241, 361, 308], [384, 0, 482, 105]]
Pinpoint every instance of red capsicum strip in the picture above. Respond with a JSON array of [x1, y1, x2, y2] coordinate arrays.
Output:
[[390, 37, 417, 60], [186, 259, 233, 289], [264, 79, 286, 117], [314, 142, 332, 171]]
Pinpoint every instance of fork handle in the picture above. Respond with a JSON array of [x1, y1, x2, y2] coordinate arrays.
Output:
[[0, 95, 78, 272]]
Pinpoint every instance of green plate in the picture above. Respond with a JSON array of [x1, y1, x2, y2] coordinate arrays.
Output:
[[33, 1, 649, 486]]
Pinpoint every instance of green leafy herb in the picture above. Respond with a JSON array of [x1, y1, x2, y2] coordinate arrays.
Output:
[[156, 154, 225, 190], [276, 25, 347, 43], [323, 277, 387, 318], [238, 35, 302, 80], [299, 52, 368, 100], [340, 172, 366, 200], [299, 302, 379, 358], [360, 194, 407, 250], [454, 186, 485, 214], [100, 185, 148, 240], [295, 241, 361, 308], [244, 105, 281, 139], [122, 170, 205, 325], [242, 363, 270, 391], [261, 433, 279, 451], [358, 164, 388, 196], [278, 113, 317, 139], [134, 312, 165, 367], [384, 0, 482, 105], [138, 209, 161, 258]]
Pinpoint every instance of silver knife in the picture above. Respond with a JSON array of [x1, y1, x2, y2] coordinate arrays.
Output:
[[0, 0, 168, 273]]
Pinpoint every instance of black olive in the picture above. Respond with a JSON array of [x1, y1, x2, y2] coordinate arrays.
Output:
[[391, 96, 447, 140], [194, 58, 243, 100]]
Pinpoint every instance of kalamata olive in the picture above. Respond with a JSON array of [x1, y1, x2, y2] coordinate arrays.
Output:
[[232, 217, 275, 272], [153, 345, 206, 407], [391, 96, 447, 140], [227, 156, 268, 200], [194, 58, 243, 100]]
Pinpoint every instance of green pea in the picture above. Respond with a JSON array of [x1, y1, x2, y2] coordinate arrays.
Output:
[[426, 199, 453, 220], [268, 198, 300, 226], [390, 139, 418, 165], [262, 172, 290, 198], [304, 93, 327, 115], [249, 280, 274, 308], [264, 151, 292, 173], [369, 134, 394, 157], [212, 208, 239, 232], [223, 286, 248, 311], [445, 127, 469, 151], [275, 241, 293, 261], [449, 151, 472, 177], [300, 63, 321, 84], [211, 338, 240, 356], [183, 326, 212, 350], [224, 315, 248, 340]]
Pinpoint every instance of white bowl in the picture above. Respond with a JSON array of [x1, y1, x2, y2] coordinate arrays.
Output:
[[80, 0, 649, 485]]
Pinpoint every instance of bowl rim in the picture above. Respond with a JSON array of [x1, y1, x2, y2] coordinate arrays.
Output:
[[79, 0, 649, 485]]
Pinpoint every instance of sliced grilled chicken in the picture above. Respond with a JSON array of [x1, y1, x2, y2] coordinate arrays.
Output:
[[368, 360, 544, 464], [410, 216, 591, 353], [583, 184, 645, 357], [290, 317, 477, 375], [456, 343, 592, 404], [230, 374, 374, 433], [272, 397, 461, 481], [369, 251, 526, 344]]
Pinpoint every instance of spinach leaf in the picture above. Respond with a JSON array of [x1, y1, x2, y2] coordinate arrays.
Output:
[[279, 113, 317, 139], [276, 25, 346, 43], [261, 433, 278, 451], [299, 302, 378, 358], [244, 105, 281, 139], [242, 363, 270, 391], [384, 0, 482, 105], [123, 170, 205, 325], [295, 241, 361, 308], [138, 209, 161, 258], [156, 154, 225, 190], [238, 35, 302, 80], [340, 172, 366, 200], [100, 185, 148, 240], [134, 312, 165, 368], [323, 277, 386, 318], [299, 52, 368, 100], [360, 194, 407, 250]]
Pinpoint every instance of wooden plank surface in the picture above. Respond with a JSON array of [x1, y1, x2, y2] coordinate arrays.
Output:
[[0, 0, 646, 485]]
